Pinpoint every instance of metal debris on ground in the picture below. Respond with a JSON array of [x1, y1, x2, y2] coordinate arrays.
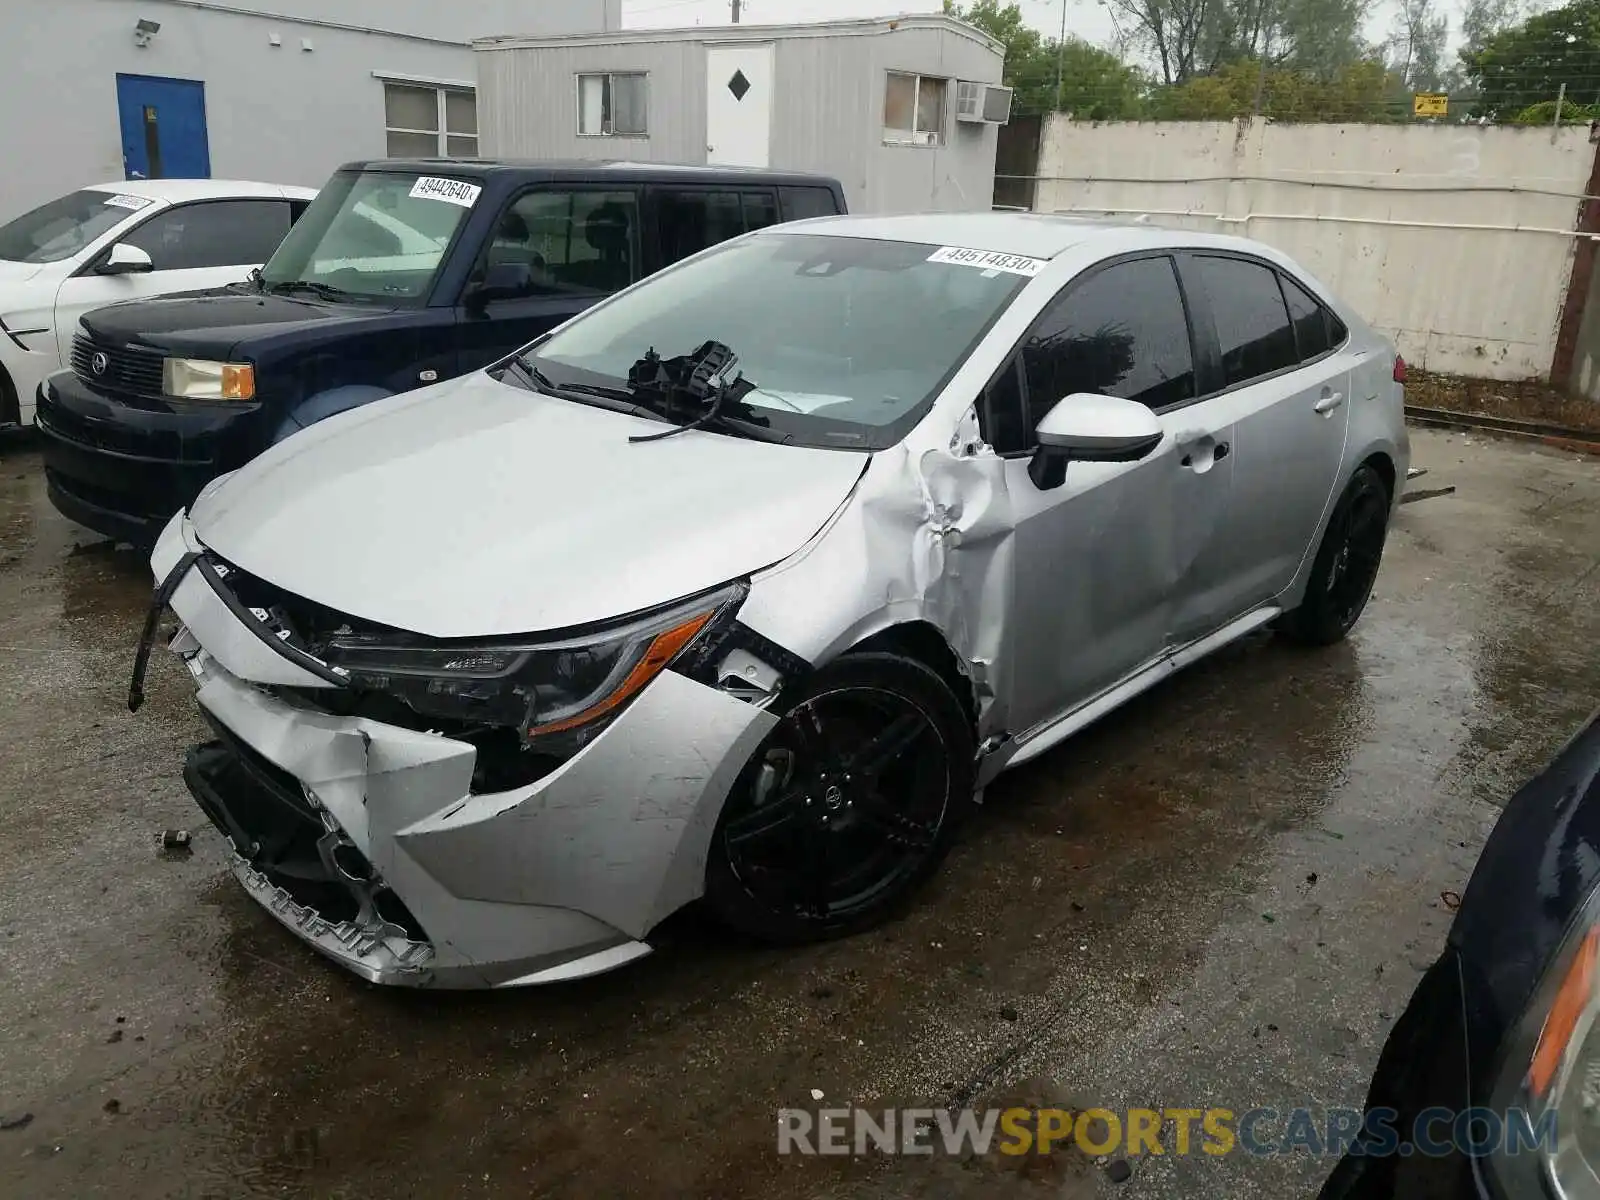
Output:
[[159, 829, 192, 852], [1401, 486, 1457, 506]]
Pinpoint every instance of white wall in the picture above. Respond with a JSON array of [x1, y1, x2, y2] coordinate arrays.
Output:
[[0, 0, 619, 219], [1033, 118, 1595, 381]]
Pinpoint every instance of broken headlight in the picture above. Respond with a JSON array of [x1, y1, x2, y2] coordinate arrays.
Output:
[[319, 584, 743, 748]]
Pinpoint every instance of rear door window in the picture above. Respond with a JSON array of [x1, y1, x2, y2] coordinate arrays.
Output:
[[1191, 256, 1299, 386], [778, 186, 840, 222], [121, 200, 293, 270], [1018, 255, 1196, 436], [656, 189, 775, 264], [1279, 273, 1344, 361], [742, 190, 780, 233]]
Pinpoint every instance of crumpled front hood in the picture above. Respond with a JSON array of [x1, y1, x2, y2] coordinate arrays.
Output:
[[190, 371, 870, 637]]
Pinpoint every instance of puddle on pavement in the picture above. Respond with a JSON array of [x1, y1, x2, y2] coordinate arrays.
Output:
[[1, 433, 1596, 1199]]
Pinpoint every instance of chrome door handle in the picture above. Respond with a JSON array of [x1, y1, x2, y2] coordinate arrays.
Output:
[[1314, 392, 1345, 415]]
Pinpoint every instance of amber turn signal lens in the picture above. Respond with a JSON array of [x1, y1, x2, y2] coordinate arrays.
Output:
[[528, 610, 714, 737], [1529, 925, 1600, 1099]]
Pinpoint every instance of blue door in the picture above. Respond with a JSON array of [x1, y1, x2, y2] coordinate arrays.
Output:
[[115, 74, 210, 180]]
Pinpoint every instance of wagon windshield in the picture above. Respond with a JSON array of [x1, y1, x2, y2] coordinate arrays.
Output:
[[526, 233, 1032, 449], [259, 169, 477, 301]]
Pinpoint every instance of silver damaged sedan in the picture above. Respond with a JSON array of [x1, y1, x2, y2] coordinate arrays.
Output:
[[138, 213, 1409, 987]]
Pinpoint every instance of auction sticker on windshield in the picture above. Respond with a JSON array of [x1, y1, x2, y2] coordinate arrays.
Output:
[[409, 177, 483, 208], [100, 194, 153, 211], [927, 246, 1047, 276]]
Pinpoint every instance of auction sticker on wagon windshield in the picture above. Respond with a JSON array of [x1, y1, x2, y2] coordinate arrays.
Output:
[[926, 246, 1047, 276], [408, 176, 482, 208]]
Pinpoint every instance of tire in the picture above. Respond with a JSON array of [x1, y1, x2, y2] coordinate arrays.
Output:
[[1279, 464, 1392, 646], [704, 650, 976, 944]]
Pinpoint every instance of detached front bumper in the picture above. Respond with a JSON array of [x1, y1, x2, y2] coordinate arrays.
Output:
[[152, 514, 779, 988]]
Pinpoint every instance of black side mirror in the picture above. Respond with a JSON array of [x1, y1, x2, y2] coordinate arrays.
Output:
[[466, 262, 534, 310]]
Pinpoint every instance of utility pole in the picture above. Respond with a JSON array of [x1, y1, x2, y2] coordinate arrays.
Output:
[[731, 0, 741, 22], [1053, 0, 1067, 112]]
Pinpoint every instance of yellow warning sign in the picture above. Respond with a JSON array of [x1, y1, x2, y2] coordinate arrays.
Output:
[[1413, 93, 1449, 117]]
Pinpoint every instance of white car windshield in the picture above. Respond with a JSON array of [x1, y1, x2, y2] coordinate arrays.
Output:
[[529, 233, 1031, 449], [0, 190, 148, 264], [259, 169, 475, 300]]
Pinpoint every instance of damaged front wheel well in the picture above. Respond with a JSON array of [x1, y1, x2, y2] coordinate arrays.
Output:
[[849, 623, 979, 739]]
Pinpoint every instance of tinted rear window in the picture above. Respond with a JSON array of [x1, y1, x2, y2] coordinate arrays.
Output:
[[1193, 256, 1298, 386], [1280, 273, 1333, 361], [779, 186, 841, 222]]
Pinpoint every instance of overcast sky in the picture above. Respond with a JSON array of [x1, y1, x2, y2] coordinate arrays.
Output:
[[622, 0, 1453, 63]]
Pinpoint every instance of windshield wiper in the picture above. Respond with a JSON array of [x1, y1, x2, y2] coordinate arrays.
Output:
[[265, 279, 354, 302], [623, 341, 787, 445], [506, 350, 790, 444], [505, 354, 661, 419]]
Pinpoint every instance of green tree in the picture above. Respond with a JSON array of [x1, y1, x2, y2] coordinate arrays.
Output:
[[1099, 0, 1369, 85], [1388, 0, 1452, 90], [945, 0, 1149, 116], [1149, 55, 1398, 119], [1463, 0, 1600, 117]]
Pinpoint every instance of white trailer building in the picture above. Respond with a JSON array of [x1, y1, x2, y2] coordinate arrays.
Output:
[[474, 14, 1010, 215], [0, 0, 620, 219]]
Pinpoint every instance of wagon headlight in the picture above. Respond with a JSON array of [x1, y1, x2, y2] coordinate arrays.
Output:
[[321, 584, 744, 746], [1487, 896, 1600, 1194], [163, 357, 255, 400]]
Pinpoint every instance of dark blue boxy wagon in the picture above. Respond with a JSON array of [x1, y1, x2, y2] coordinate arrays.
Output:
[[35, 158, 846, 544]]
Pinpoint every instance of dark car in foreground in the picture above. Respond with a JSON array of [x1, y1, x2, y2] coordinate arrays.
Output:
[[34, 158, 846, 544], [1321, 707, 1600, 1198]]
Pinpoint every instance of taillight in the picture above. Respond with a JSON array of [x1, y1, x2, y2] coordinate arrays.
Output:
[[1393, 355, 1407, 384]]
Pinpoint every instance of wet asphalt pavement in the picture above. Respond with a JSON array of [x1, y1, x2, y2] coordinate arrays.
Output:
[[1, 427, 1597, 1200]]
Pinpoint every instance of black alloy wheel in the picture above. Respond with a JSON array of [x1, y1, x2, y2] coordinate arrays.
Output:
[[1280, 464, 1392, 646], [705, 651, 975, 943]]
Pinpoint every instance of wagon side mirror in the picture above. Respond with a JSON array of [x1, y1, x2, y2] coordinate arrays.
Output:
[[1028, 393, 1164, 490], [96, 242, 154, 276], [464, 262, 533, 311]]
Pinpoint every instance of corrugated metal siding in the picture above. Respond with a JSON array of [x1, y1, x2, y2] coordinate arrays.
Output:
[[480, 40, 703, 162], [478, 21, 1003, 213], [868, 28, 1002, 214], [769, 35, 873, 207]]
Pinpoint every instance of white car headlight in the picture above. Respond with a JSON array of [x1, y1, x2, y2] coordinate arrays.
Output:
[[1488, 895, 1600, 1194], [163, 357, 255, 401]]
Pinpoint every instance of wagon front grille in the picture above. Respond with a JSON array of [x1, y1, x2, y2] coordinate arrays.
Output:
[[71, 334, 166, 399]]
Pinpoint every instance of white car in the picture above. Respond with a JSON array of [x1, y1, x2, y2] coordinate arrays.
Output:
[[0, 179, 316, 430]]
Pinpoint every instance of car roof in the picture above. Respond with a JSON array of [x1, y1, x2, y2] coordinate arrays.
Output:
[[341, 158, 842, 188], [775, 211, 1259, 261], [80, 179, 318, 203]]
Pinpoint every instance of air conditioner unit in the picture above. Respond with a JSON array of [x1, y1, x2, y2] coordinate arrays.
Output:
[[956, 81, 1013, 125]]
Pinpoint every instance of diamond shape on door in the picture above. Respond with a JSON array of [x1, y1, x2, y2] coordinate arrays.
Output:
[[727, 70, 751, 101]]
